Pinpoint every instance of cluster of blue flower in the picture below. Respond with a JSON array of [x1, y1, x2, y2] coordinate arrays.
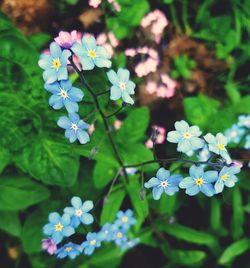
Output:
[[144, 120, 242, 199], [38, 35, 136, 144], [42, 197, 138, 259]]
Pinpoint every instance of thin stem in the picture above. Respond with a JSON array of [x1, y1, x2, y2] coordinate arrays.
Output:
[[69, 57, 129, 181], [105, 106, 124, 118], [96, 90, 110, 97]]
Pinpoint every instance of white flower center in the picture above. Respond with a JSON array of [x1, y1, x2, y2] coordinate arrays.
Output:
[[71, 123, 78, 131], [183, 132, 192, 139], [160, 181, 168, 187], [75, 209, 83, 217], [230, 131, 237, 137], [119, 81, 126, 90], [90, 240, 96, 245], [59, 89, 68, 99]]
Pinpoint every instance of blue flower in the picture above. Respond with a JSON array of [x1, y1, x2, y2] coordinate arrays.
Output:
[[225, 124, 245, 144], [120, 238, 140, 250], [214, 165, 241, 193], [64, 197, 94, 228], [204, 133, 232, 164], [144, 168, 182, 200], [57, 113, 90, 144], [167, 120, 204, 153], [198, 145, 211, 162], [98, 223, 119, 242], [179, 165, 218, 197], [107, 69, 136, 104], [114, 210, 136, 231], [111, 229, 127, 246], [43, 212, 75, 244], [238, 115, 250, 128], [44, 79, 84, 113], [81, 232, 102, 256], [72, 36, 111, 70], [56, 242, 81, 259], [244, 135, 250, 149], [38, 42, 71, 84]]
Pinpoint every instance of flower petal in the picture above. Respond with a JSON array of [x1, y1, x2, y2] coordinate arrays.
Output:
[[82, 200, 94, 212], [64, 99, 79, 113], [152, 186, 163, 200], [71, 196, 82, 209], [57, 116, 71, 129], [167, 131, 182, 143], [62, 226, 75, 237], [81, 213, 94, 225], [77, 130, 90, 144], [156, 168, 170, 180], [203, 170, 218, 183], [50, 42, 62, 58], [49, 212, 61, 223], [175, 120, 189, 133], [110, 85, 122, 100], [121, 91, 134, 104], [107, 70, 119, 85], [215, 180, 224, 193], [117, 68, 130, 82], [200, 183, 215, 197], [189, 165, 204, 178], [185, 185, 200, 196], [49, 95, 63, 110], [179, 177, 194, 189], [144, 177, 159, 188]]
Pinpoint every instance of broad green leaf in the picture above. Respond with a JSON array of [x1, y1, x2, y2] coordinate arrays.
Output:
[[158, 193, 177, 215], [100, 186, 126, 225], [0, 148, 10, 173], [170, 249, 206, 266], [0, 176, 50, 211], [0, 211, 21, 237], [219, 239, 250, 265], [183, 94, 220, 129], [236, 96, 250, 114], [15, 138, 80, 186], [117, 107, 150, 144], [158, 223, 218, 249]]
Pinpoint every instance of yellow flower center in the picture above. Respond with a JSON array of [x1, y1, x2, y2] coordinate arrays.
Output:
[[65, 247, 72, 252], [195, 178, 203, 185], [88, 50, 97, 58], [221, 174, 228, 181], [75, 209, 83, 217], [60, 89, 68, 99], [183, 132, 192, 139], [90, 240, 96, 245], [119, 82, 126, 90], [122, 216, 128, 223], [55, 222, 63, 232], [71, 123, 78, 131], [160, 181, 168, 187], [217, 143, 225, 150], [52, 58, 61, 70], [117, 232, 123, 238]]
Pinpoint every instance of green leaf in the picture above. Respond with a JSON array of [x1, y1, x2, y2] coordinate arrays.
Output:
[[100, 186, 126, 225], [231, 187, 244, 239], [15, 138, 80, 186], [170, 249, 206, 266], [183, 94, 220, 129], [219, 239, 250, 265], [0, 211, 21, 237], [0, 148, 10, 173], [236, 96, 250, 114], [117, 107, 150, 144], [0, 176, 50, 211], [158, 223, 218, 249]]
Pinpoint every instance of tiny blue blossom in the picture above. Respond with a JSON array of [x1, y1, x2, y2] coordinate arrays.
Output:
[[44, 79, 84, 113], [112, 229, 127, 246], [167, 120, 204, 154], [56, 242, 81, 259], [245, 135, 250, 149], [57, 113, 90, 144], [198, 145, 211, 162], [81, 232, 102, 256], [114, 209, 136, 231], [214, 165, 241, 193], [43, 212, 75, 244], [238, 115, 250, 128], [204, 133, 232, 164], [179, 165, 218, 197], [72, 36, 111, 70], [107, 68, 136, 105], [120, 238, 140, 250], [98, 223, 118, 242], [144, 168, 182, 200], [225, 124, 245, 144], [64, 197, 94, 228], [38, 42, 70, 84]]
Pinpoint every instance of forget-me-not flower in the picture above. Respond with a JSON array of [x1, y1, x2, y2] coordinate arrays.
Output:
[[204, 133, 232, 164], [72, 36, 111, 70], [44, 79, 84, 113], [43, 212, 75, 244], [179, 165, 218, 197], [64, 196, 94, 228], [81, 232, 102, 255], [214, 165, 241, 193], [120, 238, 140, 250], [57, 113, 90, 144], [198, 145, 211, 162], [107, 68, 136, 104], [98, 223, 118, 242], [38, 42, 70, 84], [167, 120, 204, 153], [56, 242, 81, 259], [245, 135, 250, 149], [112, 229, 128, 246], [114, 209, 136, 231], [225, 124, 245, 144], [238, 115, 250, 128], [144, 168, 182, 200]]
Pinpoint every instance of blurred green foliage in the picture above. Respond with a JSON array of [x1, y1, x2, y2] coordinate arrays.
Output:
[[0, 0, 250, 267]]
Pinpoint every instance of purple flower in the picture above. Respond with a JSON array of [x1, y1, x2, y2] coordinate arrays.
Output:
[[42, 238, 57, 255], [55, 31, 82, 49]]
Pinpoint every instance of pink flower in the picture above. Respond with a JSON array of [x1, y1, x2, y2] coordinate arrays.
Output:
[[42, 239, 57, 255], [108, 32, 119, 47], [88, 124, 95, 135], [89, 0, 102, 8], [54, 30, 82, 49], [160, 73, 177, 98], [125, 48, 137, 57], [145, 125, 166, 148], [145, 81, 157, 94], [114, 120, 122, 129], [232, 160, 243, 169], [96, 33, 107, 45], [108, 0, 121, 12], [145, 139, 153, 148]]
